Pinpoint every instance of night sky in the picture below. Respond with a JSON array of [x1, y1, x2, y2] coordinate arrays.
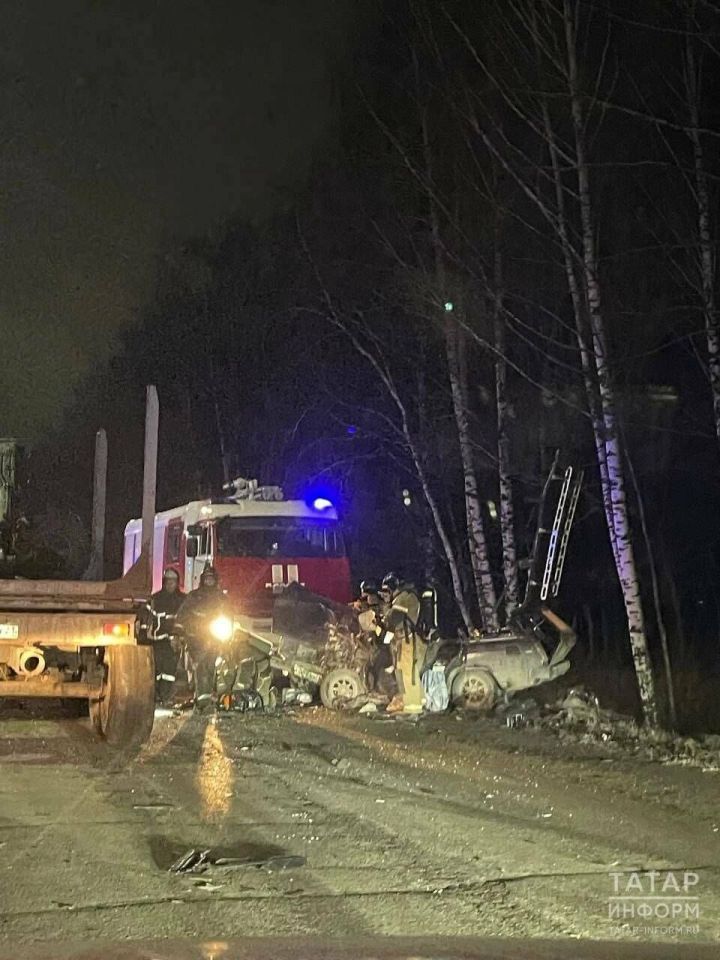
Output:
[[1, 0, 351, 436]]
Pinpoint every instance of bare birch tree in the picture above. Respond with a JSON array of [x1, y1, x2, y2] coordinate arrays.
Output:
[[417, 70, 499, 630], [447, 0, 659, 723], [492, 248, 519, 618], [298, 221, 475, 629], [559, 0, 657, 724], [340, 315, 474, 632]]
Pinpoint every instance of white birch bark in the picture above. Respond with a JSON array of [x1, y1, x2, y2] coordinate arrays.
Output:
[[446, 316, 499, 630], [562, 0, 658, 726], [535, 70, 620, 568], [493, 252, 519, 618], [419, 97, 498, 630]]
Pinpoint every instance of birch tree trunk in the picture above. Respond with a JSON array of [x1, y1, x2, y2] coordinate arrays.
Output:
[[336, 314, 475, 632], [626, 444, 677, 728], [535, 69, 619, 567], [410, 423, 475, 633], [394, 372, 473, 633], [563, 0, 658, 726], [493, 251, 519, 619], [445, 314, 499, 630], [684, 25, 720, 444], [418, 95, 498, 630]]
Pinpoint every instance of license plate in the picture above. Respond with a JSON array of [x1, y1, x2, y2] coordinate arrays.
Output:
[[0, 623, 19, 639]]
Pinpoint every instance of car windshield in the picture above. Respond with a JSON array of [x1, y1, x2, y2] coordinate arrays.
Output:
[[216, 516, 345, 558]]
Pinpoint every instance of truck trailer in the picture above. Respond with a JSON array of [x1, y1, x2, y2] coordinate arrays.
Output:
[[0, 388, 160, 748]]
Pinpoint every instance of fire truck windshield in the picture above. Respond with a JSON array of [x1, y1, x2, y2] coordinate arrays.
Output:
[[216, 516, 346, 559]]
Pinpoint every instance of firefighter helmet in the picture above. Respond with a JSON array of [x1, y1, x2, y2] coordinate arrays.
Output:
[[381, 571, 400, 595], [359, 578, 379, 596]]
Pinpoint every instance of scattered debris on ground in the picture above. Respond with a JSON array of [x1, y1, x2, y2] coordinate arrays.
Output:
[[525, 687, 720, 771], [169, 846, 307, 875]]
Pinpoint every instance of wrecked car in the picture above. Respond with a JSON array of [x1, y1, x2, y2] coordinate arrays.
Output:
[[441, 605, 576, 711], [235, 456, 582, 714], [237, 584, 373, 708], [440, 459, 582, 711]]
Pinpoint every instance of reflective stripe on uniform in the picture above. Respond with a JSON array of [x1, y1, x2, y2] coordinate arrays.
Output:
[[156, 673, 176, 682]]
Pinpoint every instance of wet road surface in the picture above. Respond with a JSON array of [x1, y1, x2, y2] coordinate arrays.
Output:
[[0, 703, 718, 952]]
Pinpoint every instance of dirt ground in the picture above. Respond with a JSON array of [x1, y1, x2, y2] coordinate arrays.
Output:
[[0, 702, 718, 953]]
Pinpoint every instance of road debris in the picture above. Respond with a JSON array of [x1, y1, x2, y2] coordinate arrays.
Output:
[[497, 698, 540, 729], [168, 846, 306, 874], [531, 687, 720, 771], [169, 849, 212, 874], [359, 701, 378, 715], [331, 757, 352, 770], [213, 854, 306, 872]]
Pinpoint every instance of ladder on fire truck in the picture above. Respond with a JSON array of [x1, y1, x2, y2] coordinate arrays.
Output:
[[222, 477, 284, 502]]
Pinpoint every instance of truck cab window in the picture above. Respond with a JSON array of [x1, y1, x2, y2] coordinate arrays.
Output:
[[166, 523, 182, 563], [198, 525, 210, 556]]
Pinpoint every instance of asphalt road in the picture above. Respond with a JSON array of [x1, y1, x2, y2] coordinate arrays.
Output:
[[0, 703, 718, 954]]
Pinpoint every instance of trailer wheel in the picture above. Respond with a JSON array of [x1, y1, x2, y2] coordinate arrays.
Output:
[[90, 645, 155, 747], [451, 668, 497, 712], [320, 668, 366, 710]]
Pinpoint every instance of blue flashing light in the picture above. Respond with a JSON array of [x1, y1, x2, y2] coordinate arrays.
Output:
[[312, 497, 334, 511]]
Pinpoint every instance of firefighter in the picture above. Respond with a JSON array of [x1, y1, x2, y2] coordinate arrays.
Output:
[[353, 579, 384, 629], [147, 568, 184, 704], [177, 565, 225, 713], [378, 571, 424, 714], [352, 579, 392, 693]]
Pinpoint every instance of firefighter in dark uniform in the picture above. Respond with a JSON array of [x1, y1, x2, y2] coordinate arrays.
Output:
[[378, 572, 424, 713], [147, 567, 184, 704], [176, 565, 224, 712]]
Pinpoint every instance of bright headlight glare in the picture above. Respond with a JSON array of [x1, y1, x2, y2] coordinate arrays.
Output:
[[209, 615, 234, 642]]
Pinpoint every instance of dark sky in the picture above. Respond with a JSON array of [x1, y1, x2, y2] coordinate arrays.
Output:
[[0, 0, 352, 437]]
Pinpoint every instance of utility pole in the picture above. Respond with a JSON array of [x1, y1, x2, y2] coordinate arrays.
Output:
[[141, 385, 159, 591], [84, 429, 108, 580]]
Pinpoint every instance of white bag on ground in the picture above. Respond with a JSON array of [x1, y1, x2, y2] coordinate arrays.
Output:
[[422, 662, 449, 712]]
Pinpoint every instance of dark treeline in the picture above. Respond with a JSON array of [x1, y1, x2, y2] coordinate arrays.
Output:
[[25, 0, 720, 730]]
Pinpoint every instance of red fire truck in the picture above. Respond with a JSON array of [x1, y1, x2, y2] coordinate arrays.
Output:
[[123, 479, 352, 622]]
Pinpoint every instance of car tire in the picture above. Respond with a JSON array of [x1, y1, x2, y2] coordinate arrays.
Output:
[[451, 667, 497, 712], [320, 668, 366, 710]]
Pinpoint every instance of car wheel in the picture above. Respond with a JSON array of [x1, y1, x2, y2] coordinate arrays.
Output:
[[451, 667, 497, 712], [320, 668, 366, 710]]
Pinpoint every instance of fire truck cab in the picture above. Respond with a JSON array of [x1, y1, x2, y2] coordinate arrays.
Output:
[[123, 479, 352, 622]]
